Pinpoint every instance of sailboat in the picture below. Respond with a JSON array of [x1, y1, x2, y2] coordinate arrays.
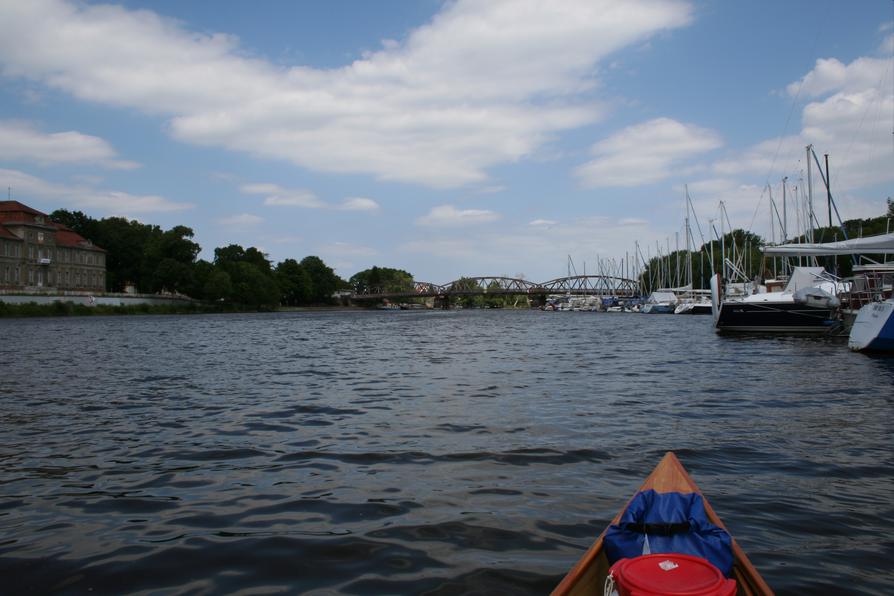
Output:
[[674, 187, 712, 314], [710, 267, 842, 333], [763, 233, 894, 349], [710, 146, 862, 334]]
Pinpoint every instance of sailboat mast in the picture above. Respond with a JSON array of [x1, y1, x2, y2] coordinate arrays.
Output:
[[720, 202, 726, 281], [684, 186, 692, 295], [824, 153, 833, 228], [806, 144, 815, 243], [782, 176, 788, 242]]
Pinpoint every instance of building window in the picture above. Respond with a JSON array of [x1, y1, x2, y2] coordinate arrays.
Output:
[[37, 232, 44, 243]]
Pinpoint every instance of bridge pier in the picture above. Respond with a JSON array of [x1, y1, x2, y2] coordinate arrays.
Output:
[[529, 293, 547, 308]]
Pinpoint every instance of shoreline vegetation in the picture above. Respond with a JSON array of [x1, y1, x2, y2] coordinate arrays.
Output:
[[5, 204, 889, 319], [0, 300, 540, 318], [0, 301, 369, 318]]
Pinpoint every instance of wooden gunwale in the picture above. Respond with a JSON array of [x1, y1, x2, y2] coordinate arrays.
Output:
[[551, 451, 773, 596]]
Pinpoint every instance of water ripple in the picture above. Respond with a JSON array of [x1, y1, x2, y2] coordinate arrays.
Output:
[[0, 310, 892, 594]]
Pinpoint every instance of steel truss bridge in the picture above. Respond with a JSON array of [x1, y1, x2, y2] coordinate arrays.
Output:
[[352, 275, 640, 300]]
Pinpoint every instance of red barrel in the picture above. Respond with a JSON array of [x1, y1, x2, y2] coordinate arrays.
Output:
[[608, 553, 736, 596]]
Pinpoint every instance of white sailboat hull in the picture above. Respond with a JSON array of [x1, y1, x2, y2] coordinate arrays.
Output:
[[848, 299, 894, 351]]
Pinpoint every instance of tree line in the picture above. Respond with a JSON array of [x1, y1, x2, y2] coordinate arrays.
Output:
[[51, 209, 346, 308]]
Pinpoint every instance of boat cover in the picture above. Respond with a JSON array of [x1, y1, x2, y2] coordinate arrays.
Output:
[[793, 286, 840, 308], [762, 232, 894, 256], [603, 490, 733, 576], [783, 266, 828, 292], [647, 292, 678, 304]]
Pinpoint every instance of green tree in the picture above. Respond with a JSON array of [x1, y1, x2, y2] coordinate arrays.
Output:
[[300, 255, 341, 303], [229, 262, 280, 308], [349, 266, 414, 294], [212, 244, 280, 307], [190, 259, 215, 299], [203, 270, 233, 301], [98, 217, 160, 291], [275, 258, 312, 306], [450, 277, 484, 308], [145, 225, 200, 264], [152, 258, 195, 294], [142, 225, 201, 294], [214, 244, 272, 272], [49, 209, 99, 239]]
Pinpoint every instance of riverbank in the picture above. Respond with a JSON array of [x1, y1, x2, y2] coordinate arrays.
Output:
[[0, 300, 235, 317], [0, 301, 369, 317]]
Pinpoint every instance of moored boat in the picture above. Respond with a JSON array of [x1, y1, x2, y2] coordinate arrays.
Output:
[[552, 452, 772, 596], [642, 291, 677, 314], [710, 268, 842, 334], [848, 298, 894, 351], [674, 299, 712, 315]]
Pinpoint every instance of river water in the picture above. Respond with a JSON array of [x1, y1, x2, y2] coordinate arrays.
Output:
[[0, 310, 891, 595]]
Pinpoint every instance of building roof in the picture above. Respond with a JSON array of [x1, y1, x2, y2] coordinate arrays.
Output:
[[0, 200, 52, 225], [53, 224, 106, 252], [0, 200, 46, 216], [0, 225, 22, 240], [0, 200, 106, 251]]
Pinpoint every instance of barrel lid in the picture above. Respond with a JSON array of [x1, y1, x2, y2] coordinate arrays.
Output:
[[612, 553, 729, 595]]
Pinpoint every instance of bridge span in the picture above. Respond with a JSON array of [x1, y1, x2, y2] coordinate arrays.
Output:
[[351, 275, 640, 301]]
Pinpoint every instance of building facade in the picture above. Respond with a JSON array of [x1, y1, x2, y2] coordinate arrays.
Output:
[[0, 201, 106, 292]]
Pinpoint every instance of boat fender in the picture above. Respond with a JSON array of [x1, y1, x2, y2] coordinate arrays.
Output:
[[604, 553, 736, 596]]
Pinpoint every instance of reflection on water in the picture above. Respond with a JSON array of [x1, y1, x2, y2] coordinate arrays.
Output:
[[1, 310, 892, 594]]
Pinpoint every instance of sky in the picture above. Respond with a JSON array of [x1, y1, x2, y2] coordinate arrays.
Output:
[[0, 0, 892, 284]]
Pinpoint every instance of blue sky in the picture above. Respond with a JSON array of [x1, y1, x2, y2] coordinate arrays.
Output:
[[1, 0, 892, 284]]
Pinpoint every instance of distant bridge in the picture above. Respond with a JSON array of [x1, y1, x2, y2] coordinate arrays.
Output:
[[351, 275, 640, 300]]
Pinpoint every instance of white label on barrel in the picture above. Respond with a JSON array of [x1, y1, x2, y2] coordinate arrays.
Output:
[[659, 560, 679, 571]]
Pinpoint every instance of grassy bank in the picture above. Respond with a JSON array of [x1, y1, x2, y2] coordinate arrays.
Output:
[[0, 301, 268, 317]]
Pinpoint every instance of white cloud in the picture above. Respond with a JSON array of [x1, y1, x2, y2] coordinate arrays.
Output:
[[321, 242, 378, 257], [240, 183, 325, 208], [400, 215, 661, 282], [529, 218, 558, 226], [0, 120, 138, 169], [338, 197, 380, 211], [269, 235, 303, 244], [786, 56, 890, 98], [0, 0, 692, 188], [416, 204, 501, 227], [217, 213, 263, 226], [713, 51, 893, 201], [575, 118, 722, 187], [0, 168, 192, 213], [879, 32, 893, 55]]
